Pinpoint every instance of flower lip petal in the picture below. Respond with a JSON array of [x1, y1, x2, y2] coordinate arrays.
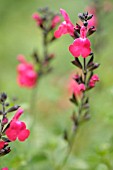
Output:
[[18, 129, 30, 142]]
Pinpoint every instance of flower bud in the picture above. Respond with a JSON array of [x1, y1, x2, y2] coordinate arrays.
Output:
[[2, 117, 8, 125], [0, 93, 7, 102], [87, 14, 93, 20], [78, 13, 85, 21], [7, 105, 20, 113], [0, 147, 11, 156]]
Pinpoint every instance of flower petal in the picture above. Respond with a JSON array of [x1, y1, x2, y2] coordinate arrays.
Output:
[[18, 129, 30, 142], [69, 39, 82, 57], [54, 22, 68, 38], [5, 129, 17, 141], [60, 8, 70, 22], [81, 39, 91, 58]]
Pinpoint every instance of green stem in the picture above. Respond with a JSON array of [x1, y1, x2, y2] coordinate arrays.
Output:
[[29, 79, 39, 129], [83, 58, 87, 84], [56, 58, 88, 170], [43, 30, 48, 60]]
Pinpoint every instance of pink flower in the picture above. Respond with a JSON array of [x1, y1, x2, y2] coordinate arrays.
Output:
[[51, 15, 60, 28], [32, 13, 43, 26], [69, 26, 91, 58], [17, 55, 37, 88], [0, 140, 5, 150], [54, 8, 74, 38], [2, 117, 8, 125], [89, 74, 99, 87], [1, 168, 9, 170], [79, 83, 86, 91], [5, 108, 30, 142], [69, 75, 85, 98]]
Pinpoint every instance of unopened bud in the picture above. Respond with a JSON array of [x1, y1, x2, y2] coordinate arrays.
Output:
[[87, 14, 93, 20], [78, 13, 85, 21], [5, 103, 9, 107], [0, 147, 11, 156], [89, 63, 100, 71], [2, 117, 8, 125], [0, 93, 7, 102], [7, 105, 20, 113]]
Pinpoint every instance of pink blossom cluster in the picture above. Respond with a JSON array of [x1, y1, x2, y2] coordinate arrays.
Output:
[[68, 74, 85, 98], [89, 74, 99, 87], [55, 8, 99, 99], [54, 9, 91, 58], [17, 55, 37, 88], [32, 13, 43, 26], [0, 108, 30, 152]]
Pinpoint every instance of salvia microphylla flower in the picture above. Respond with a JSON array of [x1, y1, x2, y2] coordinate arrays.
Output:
[[5, 108, 30, 142], [69, 75, 85, 98], [89, 74, 99, 87], [51, 15, 61, 28], [54, 8, 74, 38], [1, 168, 9, 170], [69, 26, 91, 58], [32, 13, 43, 26], [17, 55, 37, 88]]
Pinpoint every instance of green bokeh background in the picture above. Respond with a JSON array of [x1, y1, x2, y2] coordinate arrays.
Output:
[[0, 0, 113, 169]]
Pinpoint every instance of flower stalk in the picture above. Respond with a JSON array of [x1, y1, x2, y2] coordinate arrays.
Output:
[[17, 7, 60, 115], [55, 9, 100, 169]]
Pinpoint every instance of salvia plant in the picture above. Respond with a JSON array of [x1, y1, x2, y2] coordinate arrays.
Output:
[[0, 6, 103, 170], [17, 7, 60, 89], [54, 8, 100, 168], [0, 93, 30, 159]]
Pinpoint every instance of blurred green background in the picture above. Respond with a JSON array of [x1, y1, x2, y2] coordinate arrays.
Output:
[[0, 0, 113, 169]]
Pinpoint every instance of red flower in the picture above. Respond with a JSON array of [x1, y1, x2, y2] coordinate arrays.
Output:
[[17, 55, 37, 88], [32, 13, 43, 26], [54, 8, 74, 38], [69, 75, 85, 98], [51, 15, 60, 28], [0, 140, 5, 150], [69, 26, 91, 58], [5, 108, 30, 142], [89, 74, 99, 87], [1, 168, 9, 170]]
